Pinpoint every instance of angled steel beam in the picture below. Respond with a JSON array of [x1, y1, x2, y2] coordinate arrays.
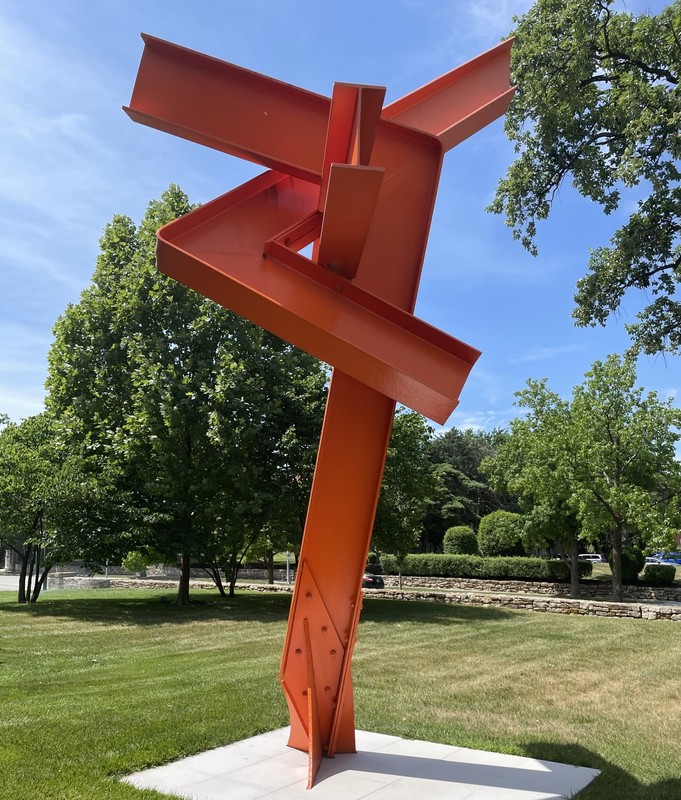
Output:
[[125, 35, 514, 788]]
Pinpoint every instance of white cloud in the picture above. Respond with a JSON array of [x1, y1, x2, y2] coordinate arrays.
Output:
[[0, 385, 45, 422], [0, 12, 122, 235], [511, 343, 587, 364], [459, 0, 533, 38], [434, 406, 515, 434], [0, 226, 86, 292]]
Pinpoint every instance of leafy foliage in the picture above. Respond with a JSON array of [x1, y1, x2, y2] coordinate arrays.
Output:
[[484, 354, 681, 600], [422, 427, 514, 550], [46, 186, 327, 602], [0, 414, 108, 602], [609, 545, 645, 585], [491, 0, 681, 354], [381, 552, 591, 581], [443, 525, 479, 555], [372, 409, 436, 563], [477, 510, 525, 557], [642, 563, 676, 585]]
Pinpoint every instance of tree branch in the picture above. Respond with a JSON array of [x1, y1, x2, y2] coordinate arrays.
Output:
[[593, 51, 678, 85]]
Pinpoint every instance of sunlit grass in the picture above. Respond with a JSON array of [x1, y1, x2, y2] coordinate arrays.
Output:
[[1, 588, 679, 799]]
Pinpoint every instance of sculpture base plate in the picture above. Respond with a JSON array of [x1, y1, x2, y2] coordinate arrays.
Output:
[[122, 727, 599, 799]]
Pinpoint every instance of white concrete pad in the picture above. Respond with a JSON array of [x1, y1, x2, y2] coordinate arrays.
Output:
[[122, 728, 599, 800]]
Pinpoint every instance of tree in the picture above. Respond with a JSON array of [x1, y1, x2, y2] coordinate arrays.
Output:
[[481, 385, 588, 597], [484, 355, 681, 600], [47, 187, 326, 603], [477, 510, 525, 557], [372, 410, 435, 585], [443, 525, 479, 555], [0, 414, 102, 603], [490, 0, 681, 355], [423, 427, 514, 550]]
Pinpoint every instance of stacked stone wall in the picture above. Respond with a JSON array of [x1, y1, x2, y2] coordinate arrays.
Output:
[[381, 575, 681, 602], [367, 588, 681, 621], [45, 575, 680, 622]]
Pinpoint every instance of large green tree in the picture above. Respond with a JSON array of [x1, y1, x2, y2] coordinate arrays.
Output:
[[371, 410, 436, 578], [47, 187, 326, 603], [481, 386, 589, 597], [0, 414, 107, 603], [490, 0, 681, 354], [484, 355, 681, 600], [423, 427, 514, 550]]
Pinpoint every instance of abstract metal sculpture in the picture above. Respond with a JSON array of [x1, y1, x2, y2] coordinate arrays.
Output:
[[126, 36, 513, 787]]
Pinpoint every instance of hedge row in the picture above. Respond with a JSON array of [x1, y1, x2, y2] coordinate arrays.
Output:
[[380, 553, 592, 582], [643, 563, 677, 586]]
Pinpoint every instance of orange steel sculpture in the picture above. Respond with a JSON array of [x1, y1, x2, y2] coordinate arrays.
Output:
[[126, 35, 514, 788]]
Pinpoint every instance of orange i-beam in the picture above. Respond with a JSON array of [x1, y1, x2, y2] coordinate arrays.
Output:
[[125, 35, 514, 788]]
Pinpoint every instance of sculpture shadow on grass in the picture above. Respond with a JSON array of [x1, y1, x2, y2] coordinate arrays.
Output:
[[520, 741, 681, 800]]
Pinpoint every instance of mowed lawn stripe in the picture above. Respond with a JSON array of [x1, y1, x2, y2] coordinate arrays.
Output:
[[1, 588, 679, 799]]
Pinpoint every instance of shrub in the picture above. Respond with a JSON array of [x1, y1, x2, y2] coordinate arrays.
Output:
[[443, 526, 479, 555], [380, 553, 592, 581], [366, 552, 383, 574], [609, 546, 645, 584], [121, 550, 149, 575], [643, 563, 676, 586], [477, 511, 524, 557]]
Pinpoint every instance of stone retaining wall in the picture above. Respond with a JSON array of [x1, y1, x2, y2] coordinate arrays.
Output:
[[381, 575, 681, 602], [46, 577, 680, 621], [369, 588, 681, 621]]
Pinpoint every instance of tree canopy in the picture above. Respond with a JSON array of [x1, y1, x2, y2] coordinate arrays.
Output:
[[46, 186, 326, 602], [483, 354, 681, 600], [422, 427, 514, 550], [372, 409, 435, 563], [490, 0, 681, 355], [0, 414, 105, 602]]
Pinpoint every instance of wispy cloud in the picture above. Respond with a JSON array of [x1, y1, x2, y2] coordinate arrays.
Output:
[[0, 12, 125, 236], [0, 386, 45, 423], [459, 0, 533, 38], [0, 225, 86, 292], [434, 406, 516, 435], [511, 343, 587, 364], [398, 0, 531, 75], [0, 322, 51, 422]]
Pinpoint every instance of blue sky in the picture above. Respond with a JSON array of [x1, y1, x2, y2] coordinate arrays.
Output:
[[1, 0, 676, 432]]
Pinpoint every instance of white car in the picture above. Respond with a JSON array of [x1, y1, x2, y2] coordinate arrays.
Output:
[[578, 554, 606, 563]]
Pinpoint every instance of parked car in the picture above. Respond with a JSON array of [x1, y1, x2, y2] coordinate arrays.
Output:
[[362, 573, 384, 589], [644, 557, 666, 566], [578, 554, 606, 563], [653, 552, 681, 565]]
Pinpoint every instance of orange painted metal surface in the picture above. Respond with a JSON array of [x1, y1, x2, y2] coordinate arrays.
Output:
[[126, 34, 514, 787]]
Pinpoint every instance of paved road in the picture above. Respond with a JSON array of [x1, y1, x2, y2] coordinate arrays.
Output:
[[0, 574, 20, 591]]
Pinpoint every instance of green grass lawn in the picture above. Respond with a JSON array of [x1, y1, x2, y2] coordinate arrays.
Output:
[[1, 588, 680, 799], [588, 561, 680, 584]]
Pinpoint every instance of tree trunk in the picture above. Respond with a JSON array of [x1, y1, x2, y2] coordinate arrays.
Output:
[[570, 539, 580, 599], [30, 564, 51, 603], [17, 544, 30, 604], [611, 526, 623, 602], [227, 548, 239, 597], [26, 543, 35, 602], [204, 563, 227, 597], [29, 546, 41, 603], [176, 551, 192, 605], [266, 549, 275, 585]]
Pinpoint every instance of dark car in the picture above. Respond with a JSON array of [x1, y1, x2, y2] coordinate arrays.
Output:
[[362, 573, 384, 589]]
